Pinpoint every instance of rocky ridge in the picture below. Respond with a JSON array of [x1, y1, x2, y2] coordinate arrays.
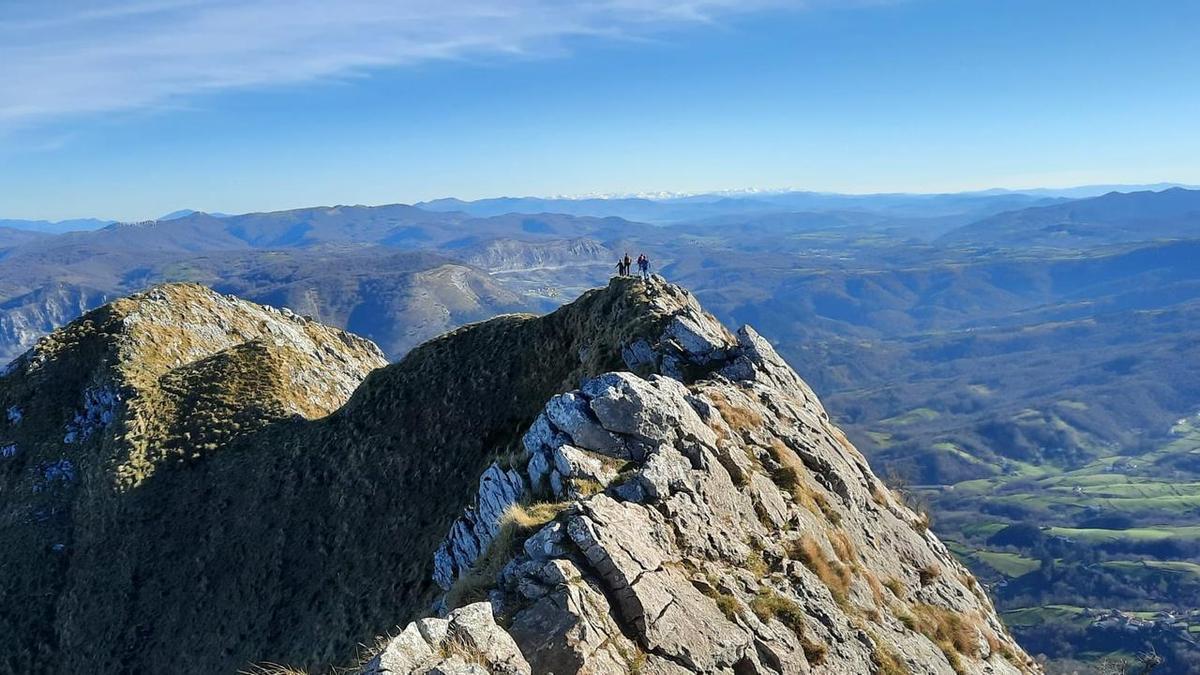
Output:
[[0, 277, 1035, 674], [369, 279, 1038, 674]]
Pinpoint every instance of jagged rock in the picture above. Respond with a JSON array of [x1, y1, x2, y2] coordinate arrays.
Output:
[[545, 392, 626, 458], [720, 326, 825, 420], [582, 372, 718, 457], [621, 337, 658, 373], [522, 522, 569, 561], [507, 559, 637, 674], [416, 280, 1036, 675], [363, 603, 530, 675], [664, 313, 730, 365], [434, 463, 527, 589], [618, 444, 692, 503]]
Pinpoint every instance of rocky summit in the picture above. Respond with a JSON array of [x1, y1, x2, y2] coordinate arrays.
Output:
[[0, 277, 1036, 674]]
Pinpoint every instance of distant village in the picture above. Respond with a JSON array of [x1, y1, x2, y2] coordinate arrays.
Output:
[[1086, 608, 1200, 645]]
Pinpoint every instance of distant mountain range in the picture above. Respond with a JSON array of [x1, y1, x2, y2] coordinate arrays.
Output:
[[0, 217, 114, 234], [5, 183, 1195, 232], [0, 187, 1197, 366], [157, 209, 232, 220], [939, 187, 1200, 247]]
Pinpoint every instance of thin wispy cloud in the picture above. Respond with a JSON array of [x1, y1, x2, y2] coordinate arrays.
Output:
[[0, 0, 807, 129]]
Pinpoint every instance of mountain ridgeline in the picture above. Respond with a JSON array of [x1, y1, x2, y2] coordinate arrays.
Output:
[[0, 278, 1033, 674]]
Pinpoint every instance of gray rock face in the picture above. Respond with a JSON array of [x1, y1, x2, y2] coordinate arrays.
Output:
[[434, 464, 527, 590], [401, 280, 1038, 675], [363, 602, 531, 675]]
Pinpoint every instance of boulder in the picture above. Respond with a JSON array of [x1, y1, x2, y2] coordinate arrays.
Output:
[[362, 603, 531, 675]]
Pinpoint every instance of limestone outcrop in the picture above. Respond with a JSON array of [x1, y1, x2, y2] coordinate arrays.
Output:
[[362, 603, 531, 675], [377, 278, 1038, 674]]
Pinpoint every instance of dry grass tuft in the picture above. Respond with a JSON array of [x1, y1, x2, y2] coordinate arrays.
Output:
[[445, 501, 567, 609], [883, 468, 933, 533], [788, 536, 851, 607], [862, 569, 886, 607], [764, 438, 842, 525], [745, 548, 770, 578], [699, 574, 742, 621], [750, 590, 805, 633], [918, 564, 941, 587], [707, 390, 764, 432], [802, 638, 828, 666], [912, 604, 980, 675], [239, 664, 310, 675], [829, 530, 857, 563], [568, 476, 605, 497], [495, 446, 530, 471], [870, 482, 890, 507], [884, 577, 906, 600], [627, 647, 648, 675], [749, 590, 828, 665], [435, 635, 491, 667], [872, 643, 910, 675], [713, 593, 741, 621]]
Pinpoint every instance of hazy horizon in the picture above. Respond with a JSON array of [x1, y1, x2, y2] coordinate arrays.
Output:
[[3, 181, 1198, 225]]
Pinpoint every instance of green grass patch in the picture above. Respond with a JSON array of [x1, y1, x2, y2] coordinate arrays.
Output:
[[880, 407, 940, 426], [1046, 525, 1200, 544], [1001, 605, 1089, 629], [972, 550, 1040, 578]]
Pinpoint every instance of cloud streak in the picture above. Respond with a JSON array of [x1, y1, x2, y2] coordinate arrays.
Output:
[[0, 0, 803, 129]]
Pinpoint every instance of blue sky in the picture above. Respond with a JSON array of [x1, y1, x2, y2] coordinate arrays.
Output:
[[1, 0, 1198, 221]]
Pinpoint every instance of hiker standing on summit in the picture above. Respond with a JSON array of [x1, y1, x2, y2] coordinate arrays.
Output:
[[616, 252, 632, 277], [637, 253, 651, 281]]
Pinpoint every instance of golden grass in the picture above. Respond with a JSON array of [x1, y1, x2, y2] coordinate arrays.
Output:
[[763, 438, 844, 526], [829, 530, 857, 563], [918, 564, 941, 587], [870, 482, 890, 506], [699, 574, 742, 621], [445, 501, 567, 609], [788, 536, 851, 607], [912, 604, 980, 675], [862, 570, 886, 608], [628, 648, 648, 675], [884, 577, 906, 600], [749, 590, 828, 665], [745, 548, 770, 578], [802, 638, 829, 666], [569, 476, 605, 497], [435, 634, 491, 667], [239, 664, 310, 675], [713, 593, 741, 621], [872, 643, 911, 675], [750, 590, 805, 633], [707, 390, 764, 432]]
